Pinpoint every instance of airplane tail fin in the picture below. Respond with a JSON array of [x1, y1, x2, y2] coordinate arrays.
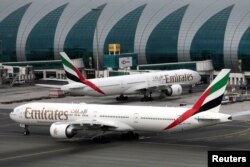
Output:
[[191, 69, 230, 113], [60, 52, 105, 95], [60, 52, 86, 84], [165, 69, 230, 130]]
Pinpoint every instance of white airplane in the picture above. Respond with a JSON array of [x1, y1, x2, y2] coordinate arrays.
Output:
[[37, 52, 201, 101], [10, 69, 232, 141]]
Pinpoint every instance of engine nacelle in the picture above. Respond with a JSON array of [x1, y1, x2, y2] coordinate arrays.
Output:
[[164, 84, 182, 96], [50, 123, 77, 139]]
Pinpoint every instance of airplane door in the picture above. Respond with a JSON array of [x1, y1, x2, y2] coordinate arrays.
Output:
[[92, 111, 98, 123], [134, 113, 139, 123]]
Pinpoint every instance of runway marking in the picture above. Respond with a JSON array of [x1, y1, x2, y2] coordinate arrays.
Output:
[[186, 128, 250, 141], [139, 142, 250, 151], [0, 148, 71, 161]]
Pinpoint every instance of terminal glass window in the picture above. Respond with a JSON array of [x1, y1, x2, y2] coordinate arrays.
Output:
[[64, 4, 105, 68], [190, 5, 234, 70], [0, 4, 31, 62], [25, 4, 68, 61], [104, 4, 146, 54], [238, 26, 250, 71], [146, 5, 188, 64]]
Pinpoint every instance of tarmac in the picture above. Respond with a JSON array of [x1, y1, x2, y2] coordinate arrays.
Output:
[[0, 85, 250, 167]]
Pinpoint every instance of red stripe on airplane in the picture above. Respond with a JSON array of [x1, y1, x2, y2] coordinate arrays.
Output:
[[165, 87, 211, 130], [73, 66, 105, 95]]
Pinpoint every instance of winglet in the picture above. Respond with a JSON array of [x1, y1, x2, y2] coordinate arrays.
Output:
[[60, 52, 105, 95], [165, 69, 230, 130]]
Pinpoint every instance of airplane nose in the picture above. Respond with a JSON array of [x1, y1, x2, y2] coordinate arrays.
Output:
[[9, 112, 14, 120], [9, 110, 17, 122]]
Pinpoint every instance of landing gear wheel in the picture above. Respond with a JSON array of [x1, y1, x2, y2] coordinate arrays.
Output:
[[141, 91, 153, 102], [141, 96, 153, 102], [133, 133, 139, 140], [23, 130, 30, 136], [20, 124, 30, 136], [116, 95, 128, 101], [93, 135, 110, 143], [122, 132, 139, 140], [188, 85, 193, 93]]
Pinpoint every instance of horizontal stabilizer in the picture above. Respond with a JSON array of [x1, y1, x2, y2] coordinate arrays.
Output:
[[195, 115, 220, 121], [35, 84, 62, 88]]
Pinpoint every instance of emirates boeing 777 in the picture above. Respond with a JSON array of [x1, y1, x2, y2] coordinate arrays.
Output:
[[10, 69, 232, 141], [37, 52, 200, 101]]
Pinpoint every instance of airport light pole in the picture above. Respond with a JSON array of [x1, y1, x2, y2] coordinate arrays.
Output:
[[92, 8, 101, 78]]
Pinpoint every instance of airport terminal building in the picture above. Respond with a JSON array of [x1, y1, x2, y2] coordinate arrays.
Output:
[[0, 0, 250, 72]]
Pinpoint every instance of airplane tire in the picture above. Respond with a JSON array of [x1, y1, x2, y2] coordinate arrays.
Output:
[[122, 132, 139, 140], [24, 130, 30, 136], [93, 136, 110, 143], [133, 133, 139, 140], [141, 97, 152, 102]]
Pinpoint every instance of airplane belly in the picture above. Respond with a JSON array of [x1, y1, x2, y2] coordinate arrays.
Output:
[[83, 88, 104, 96], [134, 120, 171, 132], [83, 85, 125, 96], [166, 119, 199, 133]]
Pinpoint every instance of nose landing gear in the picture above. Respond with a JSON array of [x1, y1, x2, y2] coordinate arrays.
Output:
[[20, 124, 30, 135], [23, 128, 30, 135]]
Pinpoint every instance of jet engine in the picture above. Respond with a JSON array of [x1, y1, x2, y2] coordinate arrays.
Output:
[[50, 123, 77, 139], [163, 84, 182, 96]]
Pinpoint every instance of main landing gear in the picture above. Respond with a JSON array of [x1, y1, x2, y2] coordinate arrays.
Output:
[[116, 94, 128, 101], [188, 85, 193, 93], [20, 124, 30, 135], [141, 91, 153, 102], [122, 131, 139, 140]]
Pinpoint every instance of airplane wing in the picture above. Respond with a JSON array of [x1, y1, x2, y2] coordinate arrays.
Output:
[[35, 84, 62, 88], [195, 115, 220, 121], [66, 119, 134, 131], [36, 82, 86, 89], [40, 78, 67, 82]]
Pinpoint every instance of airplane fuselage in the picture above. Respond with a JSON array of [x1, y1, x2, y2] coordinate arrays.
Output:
[[10, 102, 231, 134], [61, 69, 200, 96]]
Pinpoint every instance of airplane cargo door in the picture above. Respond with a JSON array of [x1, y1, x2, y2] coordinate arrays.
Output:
[[134, 113, 139, 123]]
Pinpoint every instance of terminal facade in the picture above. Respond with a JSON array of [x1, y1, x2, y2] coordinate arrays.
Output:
[[0, 0, 250, 75]]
